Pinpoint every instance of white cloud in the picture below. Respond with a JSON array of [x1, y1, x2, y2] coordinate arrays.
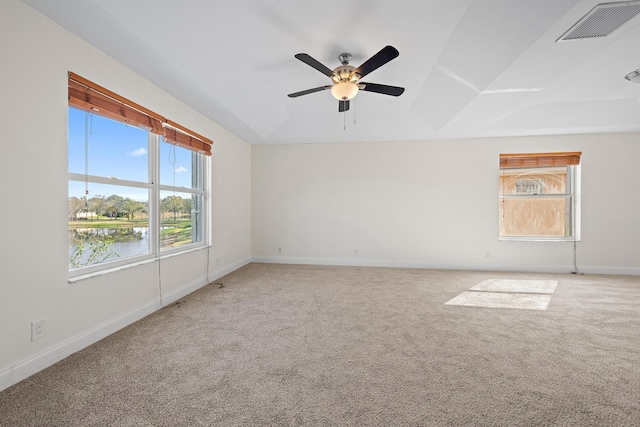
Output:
[[175, 166, 187, 173], [128, 148, 148, 156]]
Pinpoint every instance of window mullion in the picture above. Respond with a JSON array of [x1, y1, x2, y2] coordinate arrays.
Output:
[[68, 173, 152, 189], [149, 133, 160, 257], [158, 185, 205, 195], [499, 193, 572, 199]]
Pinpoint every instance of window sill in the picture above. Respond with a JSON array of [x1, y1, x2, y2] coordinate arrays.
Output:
[[499, 237, 581, 242], [68, 244, 209, 284]]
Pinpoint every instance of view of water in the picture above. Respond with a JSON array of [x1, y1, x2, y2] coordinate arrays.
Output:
[[68, 227, 150, 267]]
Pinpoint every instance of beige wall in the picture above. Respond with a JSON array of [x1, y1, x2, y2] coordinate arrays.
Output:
[[252, 134, 639, 274], [0, 0, 251, 390]]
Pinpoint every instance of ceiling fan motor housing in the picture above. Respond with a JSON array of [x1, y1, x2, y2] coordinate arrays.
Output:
[[332, 65, 359, 83], [331, 63, 360, 100]]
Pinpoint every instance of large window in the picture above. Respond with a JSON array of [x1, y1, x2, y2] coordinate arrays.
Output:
[[68, 73, 211, 275], [499, 152, 581, 241]]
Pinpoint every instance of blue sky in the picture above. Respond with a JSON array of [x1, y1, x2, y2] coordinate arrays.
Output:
[[68, 107, 195, 201]]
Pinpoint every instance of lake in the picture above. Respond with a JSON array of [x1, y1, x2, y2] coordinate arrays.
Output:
[[68, 227, 150, 267]]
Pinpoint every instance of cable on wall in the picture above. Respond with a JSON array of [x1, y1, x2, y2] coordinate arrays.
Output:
[[571, 194, 582, 275], [157, 255, 164, 307], [206, 244, 211, 284], [82, 113, 94, 210], [572, 238, 581, 275]]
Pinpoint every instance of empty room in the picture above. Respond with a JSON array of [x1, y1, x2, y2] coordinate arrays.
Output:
[[1, 0, 639, 425]]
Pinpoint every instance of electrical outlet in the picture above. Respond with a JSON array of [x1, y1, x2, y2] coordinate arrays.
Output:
[[353, 249, 359, 256], [31, 318, 47, 341], [278, 246, 282, 254], [216, 257, 220, 266]]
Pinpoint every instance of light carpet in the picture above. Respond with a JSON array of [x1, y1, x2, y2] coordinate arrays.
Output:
[[1, 264, 639, 426]]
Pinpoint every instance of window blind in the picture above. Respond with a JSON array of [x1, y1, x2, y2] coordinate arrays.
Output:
[[68, 72, 212, 155], [499, 152, 581, 169]]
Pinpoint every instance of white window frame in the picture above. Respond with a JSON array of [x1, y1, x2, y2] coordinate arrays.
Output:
[[499, 164, 581, 242], [158, 138, 208, 257], [68, 108, 209, 279]]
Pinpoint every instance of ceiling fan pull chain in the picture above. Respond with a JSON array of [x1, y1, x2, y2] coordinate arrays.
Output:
[[344, 110, 346, 130], [354, 98, 356, 125]]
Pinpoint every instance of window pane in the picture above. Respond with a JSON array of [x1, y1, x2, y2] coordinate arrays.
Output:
[[499, 167, 567, 195], [68, 107, 149, 183], [69, 181, 150, 269], [499, 196, 572, 237], [160, 190, 204, 250], [160, 139, 201, 189]]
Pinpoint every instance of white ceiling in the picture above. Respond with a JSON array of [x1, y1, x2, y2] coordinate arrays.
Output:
[[23, 0, 640, 145]]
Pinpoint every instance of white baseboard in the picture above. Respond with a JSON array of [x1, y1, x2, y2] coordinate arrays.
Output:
[[161, 256, 251, 306], [576, 265, 640, 276], [206, 257, 252, 284], [0, 367, 12, 392], [0, 257, 251, 393], [6, 299, 159, 392], [252, 256, 640, 276]]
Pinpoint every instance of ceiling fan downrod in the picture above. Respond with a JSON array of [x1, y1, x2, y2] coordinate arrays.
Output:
[[338, 53, 352, 65]]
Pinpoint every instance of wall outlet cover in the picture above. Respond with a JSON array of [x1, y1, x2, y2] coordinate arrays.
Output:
[[31, 319, 47, 341]]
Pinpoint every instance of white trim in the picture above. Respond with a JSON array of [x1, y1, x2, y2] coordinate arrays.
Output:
[[498, 237, 582, 242], [206, 256, 252, 283], [161, 257, 251, 306], [0, 256, 251, 393], [68, 172, 152, 189], [69, 245, 208, 283], [251, 256, 640, 276], [574, 265, 640, 276], [0, 368, 12, 392], [69, 256, 156, 283], [4, 300, 159, 393]]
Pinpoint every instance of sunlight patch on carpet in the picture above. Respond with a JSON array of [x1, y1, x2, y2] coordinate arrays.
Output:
[[445, 279, 559, 310], [470, 279, 558, 294], [445, 291, 553, 310]]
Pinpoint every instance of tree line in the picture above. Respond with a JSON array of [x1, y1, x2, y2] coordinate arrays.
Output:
[[68, 194, 192, 221]]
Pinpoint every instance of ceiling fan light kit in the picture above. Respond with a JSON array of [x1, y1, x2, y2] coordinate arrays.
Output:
[[331, 81, 359, 101], [288, 45, 405, 112]]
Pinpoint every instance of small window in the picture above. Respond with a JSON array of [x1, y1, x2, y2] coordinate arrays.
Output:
[[499, 152, 581, 241]]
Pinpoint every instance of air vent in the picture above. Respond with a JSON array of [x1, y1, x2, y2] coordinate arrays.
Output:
[[557, 1, 640, 41]]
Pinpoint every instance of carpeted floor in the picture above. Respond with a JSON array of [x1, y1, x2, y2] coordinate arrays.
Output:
[[1, 263, 639, 426]]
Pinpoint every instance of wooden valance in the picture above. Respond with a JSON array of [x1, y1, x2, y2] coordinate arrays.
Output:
[[68, 72, 212, 155], [500, 152, 581, 169]]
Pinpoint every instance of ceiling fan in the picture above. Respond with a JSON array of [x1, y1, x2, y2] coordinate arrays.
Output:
[[288, 45, 405, 112]]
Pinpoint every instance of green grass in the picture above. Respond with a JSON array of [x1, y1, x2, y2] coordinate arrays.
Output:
[[70, 217, 194, 247], [69, 218, 149, 229], [161, 222, 193, 247]]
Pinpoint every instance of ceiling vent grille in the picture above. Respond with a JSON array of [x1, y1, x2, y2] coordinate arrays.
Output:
[[557, 1, 640, 41]]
